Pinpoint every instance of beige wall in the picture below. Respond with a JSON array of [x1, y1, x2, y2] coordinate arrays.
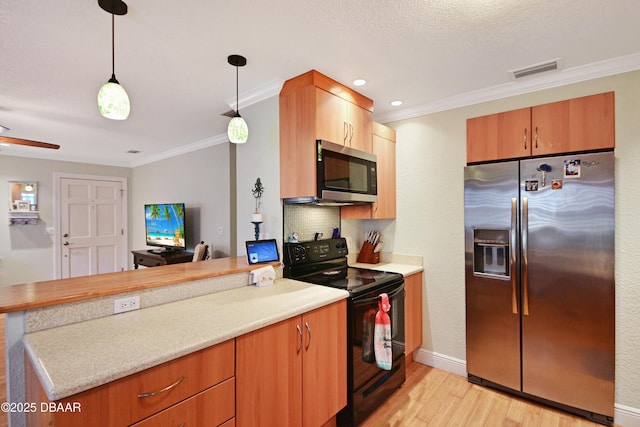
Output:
[[0, 157, 131, 286], [131, 143, 232, 260], [387, 70, 640, 409]]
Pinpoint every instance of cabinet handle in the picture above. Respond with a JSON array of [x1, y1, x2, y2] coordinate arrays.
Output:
[[348, 122, 354, 146], [343, 121, 349, 144], [138, 376, 185, 398], [523, 128, 528, 150], [296, 324, 303, 353], [534, 126, 539, 149], [305, 321, 311, 350]]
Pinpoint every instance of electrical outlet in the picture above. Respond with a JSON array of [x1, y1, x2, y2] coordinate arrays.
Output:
[[114, 296, 140, 314]]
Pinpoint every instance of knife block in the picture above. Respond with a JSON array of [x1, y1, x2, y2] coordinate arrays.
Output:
[[357, 241, 380, 264]]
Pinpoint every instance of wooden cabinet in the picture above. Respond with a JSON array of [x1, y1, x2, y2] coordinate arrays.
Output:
[[467, 92, 614, 163], [26, 340, 235, 427], [131, 379, 235, 427], [467, 107, 531, 163], [236, 300, 347, 427], [280, 70, 373, 199], [316, 87, 372, 151], [531, 92, 615, 155], [342, 122, 397, 219], [404, 272, 423, 360]]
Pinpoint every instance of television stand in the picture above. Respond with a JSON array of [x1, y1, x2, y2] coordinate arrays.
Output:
[[132, 249, 193, 269]]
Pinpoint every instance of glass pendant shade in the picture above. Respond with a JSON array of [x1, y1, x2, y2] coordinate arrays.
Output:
[[228, 113, 248, 144], [98, 75, 130, 120]]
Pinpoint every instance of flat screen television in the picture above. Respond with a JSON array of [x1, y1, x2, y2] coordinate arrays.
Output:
[[144, 203, 186, 251]]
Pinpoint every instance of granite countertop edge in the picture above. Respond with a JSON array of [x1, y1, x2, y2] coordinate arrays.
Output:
[[24, 278, 349, 401]]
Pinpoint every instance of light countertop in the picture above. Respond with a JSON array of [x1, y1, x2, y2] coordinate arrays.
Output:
[[24, 279, 349, 401], [350, 262, 424, 277]]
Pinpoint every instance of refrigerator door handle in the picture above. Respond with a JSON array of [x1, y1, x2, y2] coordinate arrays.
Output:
[[522, 196, 530, 316], [511, 197, 518, 315]]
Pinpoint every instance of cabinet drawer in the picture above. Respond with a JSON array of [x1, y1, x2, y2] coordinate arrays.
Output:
[[131, 377, 235, 427], [45, 340, 234, 426]]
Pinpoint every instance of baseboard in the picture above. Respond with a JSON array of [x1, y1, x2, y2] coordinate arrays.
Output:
[[413, 348, 467, 377], [413, 348, 640, 427], [614, 404, 640, 427]]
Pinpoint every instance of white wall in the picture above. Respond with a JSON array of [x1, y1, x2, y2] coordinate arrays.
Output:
[[234, 96, 282, 253], [0, 157, 131, 286], [384, 70, 640, 409], [131, 143, 232, 260]]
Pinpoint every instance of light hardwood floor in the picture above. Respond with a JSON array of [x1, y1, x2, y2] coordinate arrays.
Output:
[[361, 361, 612, 427], [0, 317, 613, 427]]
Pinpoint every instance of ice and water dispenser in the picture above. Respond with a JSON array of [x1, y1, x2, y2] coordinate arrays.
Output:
[[473, 229, 511, 279]]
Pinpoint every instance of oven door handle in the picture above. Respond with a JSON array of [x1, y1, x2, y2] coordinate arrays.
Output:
[[353, 282, 405, 304]]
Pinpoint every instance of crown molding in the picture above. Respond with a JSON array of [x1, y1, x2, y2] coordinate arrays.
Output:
[[374, 52, 640, 124], [225, 78, 284, 111], [129, 133, 230, 167]]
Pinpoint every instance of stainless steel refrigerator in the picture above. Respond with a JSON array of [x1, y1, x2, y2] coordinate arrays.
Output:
[[464, 151, 615, 426]]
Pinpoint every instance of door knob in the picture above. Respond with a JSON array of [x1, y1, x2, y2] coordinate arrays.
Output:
[[63, 233, 69, 238], [63, 241, 70, 246]]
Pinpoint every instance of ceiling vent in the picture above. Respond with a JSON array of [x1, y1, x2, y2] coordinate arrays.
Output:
[[509, 59, 561, 80]]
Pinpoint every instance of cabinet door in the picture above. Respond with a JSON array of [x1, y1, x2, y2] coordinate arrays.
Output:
[[467, 108, 531, 163], [346, 102, 373, 152], [404, 273, 423, 357], [236, 316, 303, 427], [371, 131, 396, 219], [316, 87, 348, 145], [341, 122, 396, 219], [532, 91, 614, 155], [302, 300, 347, 427]]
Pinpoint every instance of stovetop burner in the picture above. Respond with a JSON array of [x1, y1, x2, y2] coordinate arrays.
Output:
[[283, 238, 403, 295]]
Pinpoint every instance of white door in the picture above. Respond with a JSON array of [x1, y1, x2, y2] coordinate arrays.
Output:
[[59, 177, 125, 278]]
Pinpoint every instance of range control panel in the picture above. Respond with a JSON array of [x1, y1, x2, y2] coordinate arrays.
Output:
[[283, 238, 348, 266]]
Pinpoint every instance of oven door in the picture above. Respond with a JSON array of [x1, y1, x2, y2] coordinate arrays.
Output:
[[350, 281, 405, 392]]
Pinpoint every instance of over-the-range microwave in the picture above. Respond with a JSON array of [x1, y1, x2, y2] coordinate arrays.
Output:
[[284, 140, 377, 205]]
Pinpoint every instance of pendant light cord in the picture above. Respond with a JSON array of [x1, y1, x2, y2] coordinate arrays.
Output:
[[236, 65, 239, 113], [111, 14, 115, 77]]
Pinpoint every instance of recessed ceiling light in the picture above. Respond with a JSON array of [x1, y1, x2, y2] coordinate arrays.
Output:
[[0, 142, 11, 147], [353, 78, 366, 86], [390, 100, 403, 107]]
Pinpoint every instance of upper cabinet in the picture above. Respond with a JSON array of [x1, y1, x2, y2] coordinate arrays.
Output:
[[280, 70, 374, 199], [316, 87, 372, 151], [466, 92, 615, 163], [342, 122, 396, 219]]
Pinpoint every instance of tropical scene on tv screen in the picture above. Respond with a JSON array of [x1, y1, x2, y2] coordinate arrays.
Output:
[[145, 203, 185, 248]]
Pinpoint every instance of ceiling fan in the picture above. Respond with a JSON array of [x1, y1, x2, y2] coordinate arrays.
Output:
[[0, 125, 60, 150], [0, 136, 60, 150]]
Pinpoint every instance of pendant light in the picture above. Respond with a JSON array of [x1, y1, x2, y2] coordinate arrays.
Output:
[[227, 54, 248, 144], [97, 0, 130, 120]]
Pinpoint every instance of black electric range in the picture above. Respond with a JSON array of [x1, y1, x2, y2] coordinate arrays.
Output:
[[282, 238, 403, 295], [283, 237, 406, 426]]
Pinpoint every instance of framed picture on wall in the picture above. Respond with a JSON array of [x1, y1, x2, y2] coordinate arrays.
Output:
[[15, 200, 30, 211]]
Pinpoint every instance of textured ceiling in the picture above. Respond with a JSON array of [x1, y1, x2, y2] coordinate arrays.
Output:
[[1, 0, 640, 166]]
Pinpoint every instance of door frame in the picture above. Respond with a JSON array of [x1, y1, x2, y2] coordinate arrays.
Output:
[[53, 173, 128, 279]]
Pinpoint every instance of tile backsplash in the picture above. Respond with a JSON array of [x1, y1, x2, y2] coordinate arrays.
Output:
[[283, 204, 340, 242]]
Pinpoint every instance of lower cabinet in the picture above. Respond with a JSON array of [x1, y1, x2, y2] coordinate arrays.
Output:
[[24, 301, 347, 427], [26, 340, 235, 427], [404, 272, 423, 359], [130, 378, 235, 427], [236, 300, 347, 427]]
